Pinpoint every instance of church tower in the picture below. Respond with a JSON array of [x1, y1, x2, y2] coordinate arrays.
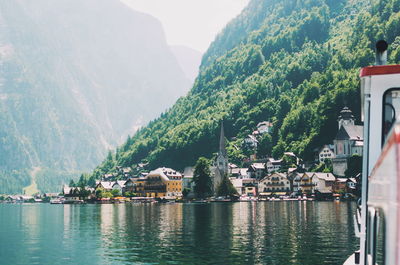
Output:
[[216, 121, 229, 176], [338, 106, 355, 129]]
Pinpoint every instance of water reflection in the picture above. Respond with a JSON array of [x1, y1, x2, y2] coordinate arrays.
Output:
[[0, 202, 358, 265]]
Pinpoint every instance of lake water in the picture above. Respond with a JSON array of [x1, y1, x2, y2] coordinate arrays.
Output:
[[0, 202, 358, 265]]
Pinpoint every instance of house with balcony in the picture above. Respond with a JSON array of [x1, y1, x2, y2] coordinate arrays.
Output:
[[143, 167, 183, 198], [299, 172, 315, 194], [258, 173, 290, 197], [290, 172, 303, 193]]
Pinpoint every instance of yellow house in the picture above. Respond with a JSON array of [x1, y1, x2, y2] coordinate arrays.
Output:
[[300, 172, 315, 194], [144, 167, 183, 198]]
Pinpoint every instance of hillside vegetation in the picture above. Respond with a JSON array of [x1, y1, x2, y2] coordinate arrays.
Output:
[[93, 0, 400, 176]]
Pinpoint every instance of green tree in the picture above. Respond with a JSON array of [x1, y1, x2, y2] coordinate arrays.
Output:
[[111, 189, 121, 197], [257, 133, 273, 158], [95, 188, 103, 198], [216, 177, 238, 197], [280, 154, 297, 172], [193, 157, 212, 199], [87, 175, 97, 188], [77, 174, 87, 187], [69, 179, 76, 187], [182, 188, 191, 198], [345, 155, 362, 178]]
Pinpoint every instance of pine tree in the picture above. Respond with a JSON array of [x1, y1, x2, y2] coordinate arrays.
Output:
[[216, 176, 238, 197]]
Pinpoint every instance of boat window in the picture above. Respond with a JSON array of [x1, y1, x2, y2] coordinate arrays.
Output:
[[375, 209, 386, 265], [382, 88, 400, 145], [367, 207, 386, 265], [366, 208, 374, 263]]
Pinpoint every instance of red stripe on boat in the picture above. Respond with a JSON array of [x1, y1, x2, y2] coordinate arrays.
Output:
[[360, 65, 400, 77]]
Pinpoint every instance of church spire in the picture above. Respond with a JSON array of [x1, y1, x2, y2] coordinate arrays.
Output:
[[219, 121, 227, 156], [216, 121, 228, 176]]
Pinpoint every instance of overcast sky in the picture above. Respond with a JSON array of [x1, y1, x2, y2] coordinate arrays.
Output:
[[120, 0, 250, 53]]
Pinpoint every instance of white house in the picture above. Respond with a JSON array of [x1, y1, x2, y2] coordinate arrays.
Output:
[[317, 144, 335, 163], [96, 181, 114, 191], [243, 134, 258, 149], [230, 168, 248, 178], [312, 173, 336, 193], [256, 121, 273, 134], [266, 158, 282, 173], [258, 173, 290, 194]]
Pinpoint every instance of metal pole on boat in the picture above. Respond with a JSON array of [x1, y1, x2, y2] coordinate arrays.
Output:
[[359, 84, 370, 265]]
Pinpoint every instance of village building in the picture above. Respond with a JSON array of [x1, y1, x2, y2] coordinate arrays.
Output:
[[317, 144, 335, 163], [124, 178, 137, 194], [44, 192, 59, 199], [288, 171, 303, 193], [266, 158, 282, 173], [103, 174, 115, 181], [299, 172, 315, 194], [312, 172, 335, 193], [332, 107, 363, 176], [230, 178, 243, 195], [143, 167, 183, 198], [96, 181, 114, 191], [135, 177, 147, 196], [258, 173, 290, 196], [112, 180, 126, 195], [243, 134, 258, 149], [211, 122, 229, 194], [230, 167, 248, 178], [333, 178, 348, 193], [256, 121, 273, 134], [230, 177, 258, 196], [347, 177, 357, 192], [243, 180, 258, 197], [247, 163, 266, 179]]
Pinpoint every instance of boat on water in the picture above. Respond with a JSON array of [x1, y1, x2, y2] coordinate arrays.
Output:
[[50, 198, 64, 204], [344, 40, 400, 265]]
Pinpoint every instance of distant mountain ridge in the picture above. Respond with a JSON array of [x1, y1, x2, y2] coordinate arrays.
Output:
[[0, 0, 190, 193], [170, 45, 202, 84], [92, 0, 400, 177]]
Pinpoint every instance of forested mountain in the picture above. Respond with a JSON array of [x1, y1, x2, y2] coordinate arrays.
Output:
[[0, 0, 190, 193], [93, 0, 400, 177]]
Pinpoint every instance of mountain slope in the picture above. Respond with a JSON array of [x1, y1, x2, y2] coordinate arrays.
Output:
[[170, 45, 202, 84], [96, 0, 400, 175], [0, 0, 190, 193]]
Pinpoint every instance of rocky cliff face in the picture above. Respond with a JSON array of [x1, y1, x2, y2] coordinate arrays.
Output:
[[0, 0, 190, 193]]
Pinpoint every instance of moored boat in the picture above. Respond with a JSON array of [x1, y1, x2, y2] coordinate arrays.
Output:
[[50, 198, 63, 204], [344, 40, 400, 265]]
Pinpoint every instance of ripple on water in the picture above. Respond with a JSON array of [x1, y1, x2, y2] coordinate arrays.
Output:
[[0, 202, 358, 265]]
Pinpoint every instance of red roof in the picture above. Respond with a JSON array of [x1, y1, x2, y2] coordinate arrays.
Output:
[[360, 65, 400, 77]]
